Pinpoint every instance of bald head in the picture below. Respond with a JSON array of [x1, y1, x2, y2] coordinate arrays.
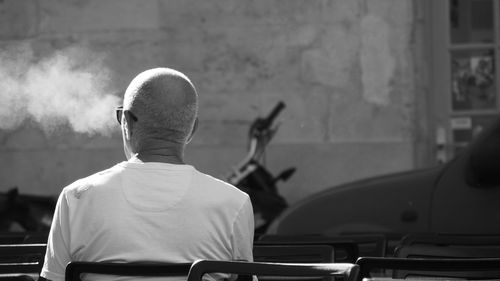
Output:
[[123, 68, 198, 147]]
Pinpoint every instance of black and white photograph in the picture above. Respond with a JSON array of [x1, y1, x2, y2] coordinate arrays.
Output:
[[1, 1, 500, 281]]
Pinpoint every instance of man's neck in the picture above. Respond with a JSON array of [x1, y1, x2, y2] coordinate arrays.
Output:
[[132, 146, 185, 164], [134, 153, 185, 164]]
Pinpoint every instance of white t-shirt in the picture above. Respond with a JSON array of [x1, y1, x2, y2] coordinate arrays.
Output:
[[41, 159, 254, 281]]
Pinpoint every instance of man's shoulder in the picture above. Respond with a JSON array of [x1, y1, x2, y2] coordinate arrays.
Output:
[[63, 163, 124, 199], [193, 170, 249, 200]]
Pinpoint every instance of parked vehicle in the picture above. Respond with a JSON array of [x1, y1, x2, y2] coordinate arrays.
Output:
[[227, 102, 295, 235], [266, 114, 500, 236]]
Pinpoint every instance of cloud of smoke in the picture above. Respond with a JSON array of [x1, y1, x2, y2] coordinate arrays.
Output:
[[0, 44, 120, 136]]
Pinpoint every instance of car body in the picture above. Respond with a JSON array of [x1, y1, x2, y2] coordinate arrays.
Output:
[[266, 116, 500, 236]]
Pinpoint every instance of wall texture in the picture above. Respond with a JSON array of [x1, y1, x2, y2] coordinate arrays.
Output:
[[0, 0, 420, 204]]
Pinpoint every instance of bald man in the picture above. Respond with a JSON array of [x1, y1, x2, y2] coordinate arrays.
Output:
[[40, 68, 255, 281]]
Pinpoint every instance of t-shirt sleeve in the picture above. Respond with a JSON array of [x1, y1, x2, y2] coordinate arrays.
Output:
[[40, 190, 72, 281], [231, 196, 255, 262]]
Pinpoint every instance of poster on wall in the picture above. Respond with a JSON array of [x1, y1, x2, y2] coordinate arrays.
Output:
[[451, 52, 496, 111]]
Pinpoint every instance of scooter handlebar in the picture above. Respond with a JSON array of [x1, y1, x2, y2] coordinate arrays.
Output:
[[257, 101, 285, 131]]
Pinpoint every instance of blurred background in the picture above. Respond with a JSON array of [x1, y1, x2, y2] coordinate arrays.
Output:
[[0, 0, 492, 206]]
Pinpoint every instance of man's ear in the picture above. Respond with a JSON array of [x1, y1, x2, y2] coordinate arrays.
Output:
[[122, 111, 135, 140], [186, 118, 198, 144]]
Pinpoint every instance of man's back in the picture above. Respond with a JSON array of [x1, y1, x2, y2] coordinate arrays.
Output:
[[41, 158, 254, 281]]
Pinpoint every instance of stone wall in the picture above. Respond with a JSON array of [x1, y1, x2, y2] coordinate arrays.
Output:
[[0, 0, 419, 204]]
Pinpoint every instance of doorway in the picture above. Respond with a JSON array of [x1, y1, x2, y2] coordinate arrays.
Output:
[[431, 0, 499, 163]]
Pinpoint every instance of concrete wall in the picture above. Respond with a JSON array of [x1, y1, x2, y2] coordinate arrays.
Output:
[[0, 0, 420, 204]]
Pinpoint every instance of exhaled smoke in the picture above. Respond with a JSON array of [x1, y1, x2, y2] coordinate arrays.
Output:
[[0, 44, 120, 136]]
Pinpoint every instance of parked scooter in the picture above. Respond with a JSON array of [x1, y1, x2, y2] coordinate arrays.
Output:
[[227, 102, 295, 235]]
